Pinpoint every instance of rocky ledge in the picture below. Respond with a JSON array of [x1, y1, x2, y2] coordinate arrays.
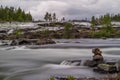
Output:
[[50, 76, 117, 80], [0, 39, 56, 46], [11, 39, 56, 46]]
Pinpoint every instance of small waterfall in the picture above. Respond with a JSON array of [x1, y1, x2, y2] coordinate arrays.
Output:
[[13, 46, 27, 50], [5, 46, 30, 50], [60, 60, 81, 66]]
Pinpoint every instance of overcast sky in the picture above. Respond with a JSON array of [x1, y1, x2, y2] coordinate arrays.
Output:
[[0, 0, 120, 20]]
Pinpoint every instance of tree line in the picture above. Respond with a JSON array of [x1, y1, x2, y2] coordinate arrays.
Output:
[[44, 12, 65, 22], [91, 13, 120, 25], [0, 6, 33, 22]]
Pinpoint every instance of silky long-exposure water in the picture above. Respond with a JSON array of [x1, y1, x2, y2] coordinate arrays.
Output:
[[0, 39, 120, 80], [0, 48, 120, 80]]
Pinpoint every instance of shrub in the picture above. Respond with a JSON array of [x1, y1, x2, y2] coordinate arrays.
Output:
[[49, 77, 55, 80], [67, 76, 75, 80], [63, 23, 73, 39]]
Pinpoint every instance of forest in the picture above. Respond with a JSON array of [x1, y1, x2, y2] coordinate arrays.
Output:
[[0, 6, 33, 22]]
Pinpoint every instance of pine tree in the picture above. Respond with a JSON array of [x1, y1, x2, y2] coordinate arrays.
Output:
[[48, 13, 52, 21], [44, 12, 49, 21], [61, 17, 65, 22], [53, 13, 56, 22], [25, 12, 32, 21], [9, 7, 14, 22], [0, 6, 3, 21], [91, 16, 96, 31], [16, 7, 23, 22]]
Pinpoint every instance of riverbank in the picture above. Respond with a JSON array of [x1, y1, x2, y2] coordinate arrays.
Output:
[[1, 21, 120, 41]]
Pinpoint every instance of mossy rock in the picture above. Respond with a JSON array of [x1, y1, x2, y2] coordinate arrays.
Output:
[[0, 75, 6, 80]]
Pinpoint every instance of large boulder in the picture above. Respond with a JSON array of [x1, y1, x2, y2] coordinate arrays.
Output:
[[83, 60, 98, 67], [93, 62, 118, 73]]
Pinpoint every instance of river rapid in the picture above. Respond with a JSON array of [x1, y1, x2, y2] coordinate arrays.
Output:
[[0, 39, 120, 80]]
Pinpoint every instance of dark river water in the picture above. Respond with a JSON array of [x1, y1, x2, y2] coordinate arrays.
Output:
[[0, 39, 120, 80]]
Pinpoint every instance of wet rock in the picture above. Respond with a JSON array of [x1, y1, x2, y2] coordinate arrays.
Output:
[[83, 60, 98, 67], [0, 75, 6, 80], [10, 40, 18, 46], [93, 63, 118, 74], [10, 39, 56, 46], [60, 59, 119, 75], [52, 76, 99, 80], [18, 40, 31, 45], [36, 39, 55, 45]]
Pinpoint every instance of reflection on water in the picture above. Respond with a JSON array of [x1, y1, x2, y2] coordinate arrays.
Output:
[[0, 48, 120, 80]]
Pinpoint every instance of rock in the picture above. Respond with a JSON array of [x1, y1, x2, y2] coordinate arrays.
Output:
[[18, 40, 31, 45], [37, 39, 55, 45], [10, 40, 18, 46], [83, 60, 97, 67], [60, 59, 119, 74], [93, 63, 118, 73], [10, 39, 56, 46], [52, 76, 99, 80]]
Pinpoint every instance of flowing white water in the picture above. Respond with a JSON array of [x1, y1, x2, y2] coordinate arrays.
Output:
[[0, 47, 119, 80]]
